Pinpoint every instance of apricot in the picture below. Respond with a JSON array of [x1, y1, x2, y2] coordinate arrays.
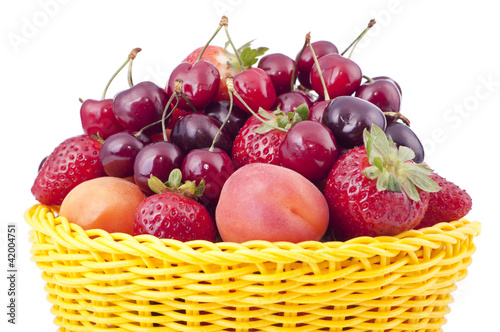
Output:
[[59, 177, 145, 235], [215, 163, 329, 243]]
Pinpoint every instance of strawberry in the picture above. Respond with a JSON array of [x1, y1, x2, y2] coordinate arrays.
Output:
[[183, 43, 268, 102], [324, 125, 440, 240], [31, 135, 105, 205], [231, 107, 309, 169], [415, 173, 472, 229], [134, 169, 217, 242]]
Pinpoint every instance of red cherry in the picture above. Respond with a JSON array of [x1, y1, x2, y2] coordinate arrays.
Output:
[[355, 77, 402, 117], [308, 100, 330, 123], [166, 61, 220, 111], [80, 99, 123, 139], [273, 91, 312, 114], [279, 120, 338, 182], [181, 147, 235, 206], [297, 40, 338, 90], [310, 54, 362, 100], [257, 53, 295, 95], [233, 68, 276, 114], [113, 81, 169, 133]]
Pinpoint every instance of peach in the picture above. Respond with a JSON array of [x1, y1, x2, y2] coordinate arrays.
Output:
[[215, 163, 329, 243], [59, 177, 145, 235]]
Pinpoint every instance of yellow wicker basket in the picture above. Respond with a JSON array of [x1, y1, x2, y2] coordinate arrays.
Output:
[[25, 204, 480, 332]]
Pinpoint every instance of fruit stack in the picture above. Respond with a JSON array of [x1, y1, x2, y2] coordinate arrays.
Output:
[[25, 17, 480, 332]]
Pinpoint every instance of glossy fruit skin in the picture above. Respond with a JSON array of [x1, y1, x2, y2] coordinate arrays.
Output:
[[134, 192, 217, 242], [99, 131, 144, 178], [308, 100, 329, 123], [113, 81, 169, 132], [297, 40, 339, 90], [80, 99, 123, 139], [416, 173, 472, 229], [166, 61, 220, 111], [233, 68, 277, 113], [203, 101, 250, 140], [31, 135, 105, 205], [170, 113, 232, 155], [324, 146, 430, 240], [273, 91, 312, 114], [355, 78, 401, 117], [322, 96, 387, 148], [310, 54, 362, 99], [183, 45, 241, 102], [231, 111, 287, 168], [373, 76, 402, 96], [279, 121, 338, 182], [385, 122, 424, 163], [257, 53, 295, 95], [181, 147, 235, 206], [133, 141, 184, 195]]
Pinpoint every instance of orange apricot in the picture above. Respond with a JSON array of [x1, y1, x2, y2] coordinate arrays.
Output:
[[59, 176, 145, 235]]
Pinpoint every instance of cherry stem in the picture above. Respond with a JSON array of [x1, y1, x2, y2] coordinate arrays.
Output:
[[226, 77, 287, 133], [291, 32, 310, 92], [363, 74, 374, 83], [222, 17, 245, 70], [197, 16, 226, 62], [307, 33, 330, 101], [384, 112, 411, 126], [210, 86, 233, 152], [341, 19, 376, 58], [159, 80, 182, 141], [101, 48, 141, 100]]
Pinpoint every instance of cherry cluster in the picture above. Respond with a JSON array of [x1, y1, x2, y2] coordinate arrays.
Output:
[[79, 17, 424, 213]]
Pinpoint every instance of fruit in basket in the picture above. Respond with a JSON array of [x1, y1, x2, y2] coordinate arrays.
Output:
[[324, 125, 440, 240], [31, 135, 105, 205], [134, 169, 216, 241], [80, 98, 123, 139], [416, 173, 472, 229], [59, 177, 145, 234], [215, 163, 329, 243], [100, 131, 145, 178], [322, 96, 387, 149], [355, 76, 402, 116]]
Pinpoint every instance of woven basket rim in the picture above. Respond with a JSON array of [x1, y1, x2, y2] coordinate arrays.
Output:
[[24, 204, 481, 258]]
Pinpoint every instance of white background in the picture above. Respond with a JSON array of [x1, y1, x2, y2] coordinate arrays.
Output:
[[1, 0, 499, 331]]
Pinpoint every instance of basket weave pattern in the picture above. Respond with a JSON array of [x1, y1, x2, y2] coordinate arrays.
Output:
[[25, 204, 480, 332]]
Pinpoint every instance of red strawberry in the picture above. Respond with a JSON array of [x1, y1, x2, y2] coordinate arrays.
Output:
[[324, 126, 440, 240], [134, 170, 216, 242], [32, 135, 105, 205], [415, 173, 472, 229], [231, 110, 288, 168]]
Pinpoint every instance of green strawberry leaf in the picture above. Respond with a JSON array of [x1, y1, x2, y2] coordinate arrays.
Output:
[[362, 125, 441, 202]]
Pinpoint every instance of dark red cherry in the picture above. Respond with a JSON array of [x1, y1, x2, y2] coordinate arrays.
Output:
[[133, 141, 184, 195], [257, 53, 295, 95], [355, 77, 401, 120], [308, 100, 329, 123], [100, 131, 144, 178], [322, 96, 386, 148], [310, 54, 362, 100], [385, 122, 424, 163], [113, 81, 169, 133], [279, 120, 338, 182], [203, 101, 250, 140], [373, 76, 402, 96], [80, 99, 123, 139], [297, 40, 339, 90], [273, 91, 312, 114], [166, 61, 220, 111], [233, 68, 276, 114], [170, 113, 232, 155], [181, 147, 235, 206]]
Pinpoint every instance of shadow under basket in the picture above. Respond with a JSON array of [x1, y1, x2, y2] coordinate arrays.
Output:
[[24, 204, 481, 332]]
